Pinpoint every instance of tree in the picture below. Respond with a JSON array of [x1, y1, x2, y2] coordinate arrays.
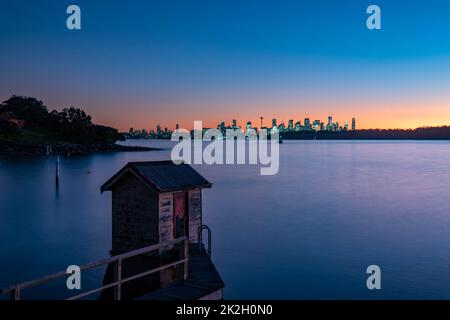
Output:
[[0, 95, 48, 126], [0, 95, 124, 144], [60, 107, 92, 127]]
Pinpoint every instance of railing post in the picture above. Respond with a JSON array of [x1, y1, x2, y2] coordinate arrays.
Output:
[[113, 259, 122, 300], [183, 238, 189, 280], [0, 237, 187, 301], [10, 287, 20, 300], [207, 229, 211, 258]]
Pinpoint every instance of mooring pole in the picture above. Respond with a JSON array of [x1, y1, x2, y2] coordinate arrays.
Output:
[[55, 156, 60, 186]]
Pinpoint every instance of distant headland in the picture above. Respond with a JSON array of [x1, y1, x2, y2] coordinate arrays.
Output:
[[281, 128, 450, 140], [0, 96, 157, 155]]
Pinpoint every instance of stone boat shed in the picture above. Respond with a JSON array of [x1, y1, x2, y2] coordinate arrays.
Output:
[[100, 161, 224, 300]]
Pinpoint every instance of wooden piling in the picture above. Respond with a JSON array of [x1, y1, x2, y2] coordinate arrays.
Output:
[[55, 156, 60, 186]]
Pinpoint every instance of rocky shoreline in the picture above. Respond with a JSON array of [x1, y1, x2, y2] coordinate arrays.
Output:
[[0, 142, 159, 156]]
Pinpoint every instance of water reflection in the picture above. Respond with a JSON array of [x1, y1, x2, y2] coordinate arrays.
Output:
[[1, 140, 450, 299]]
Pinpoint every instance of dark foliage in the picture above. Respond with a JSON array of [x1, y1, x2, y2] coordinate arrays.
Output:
[[0, 95, 124, 144], [282, 127, 450, 140], [0, 96, 48, 126], [0, 119, 18, 134]]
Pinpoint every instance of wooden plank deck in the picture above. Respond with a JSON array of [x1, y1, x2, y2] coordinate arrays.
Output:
[[137, 244, 224, 300]]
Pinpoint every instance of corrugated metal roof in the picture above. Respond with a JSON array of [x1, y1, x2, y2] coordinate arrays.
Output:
[[101, 161, 212, 193]]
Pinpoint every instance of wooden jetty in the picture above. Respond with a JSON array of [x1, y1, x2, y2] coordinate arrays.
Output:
[[0, 161, 224, 300]]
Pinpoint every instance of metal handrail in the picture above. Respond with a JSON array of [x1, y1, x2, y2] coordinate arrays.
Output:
[[0, 237, 189, 300], [197, 225, 212, 258]]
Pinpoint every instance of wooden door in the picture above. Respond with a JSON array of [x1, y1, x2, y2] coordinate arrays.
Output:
[[173, 192, 188, 239]]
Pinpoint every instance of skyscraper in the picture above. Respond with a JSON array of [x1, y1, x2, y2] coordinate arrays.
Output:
[[304, 118, 311, 129], [334, 122, 339, 131], [313, 120, 320, 131], [272, 118, 277, 128], [327, 116, 333, 131], [232, 119, 237, 128], [352, 117, 356, 131], [326, 116, 334, 131], [288, 119, 294, 130]]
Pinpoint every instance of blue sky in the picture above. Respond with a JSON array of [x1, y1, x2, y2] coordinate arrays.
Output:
[[1, 0, 450, 129]]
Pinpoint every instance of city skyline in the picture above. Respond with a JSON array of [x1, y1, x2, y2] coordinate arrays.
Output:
[[127, 115, 357, 136], [2, 1, 450, 131]]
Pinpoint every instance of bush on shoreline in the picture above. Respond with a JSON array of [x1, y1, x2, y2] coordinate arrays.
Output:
[[0, 95, 125, 145]]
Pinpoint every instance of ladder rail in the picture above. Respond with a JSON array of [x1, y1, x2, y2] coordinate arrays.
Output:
[[197, 225, 212, 258]]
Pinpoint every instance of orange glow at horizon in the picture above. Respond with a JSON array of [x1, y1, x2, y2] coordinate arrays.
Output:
[[91, 100, 450, 132]]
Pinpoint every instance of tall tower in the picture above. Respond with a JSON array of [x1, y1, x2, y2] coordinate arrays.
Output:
[[304, 118, 311, 129], [313, 120, 320, 131], [288, 119, 294, 130], [327, 116, 333, 131], [352, 117, 356, 131], [272, 118, 277, 128], [260, 116, 263, 129]]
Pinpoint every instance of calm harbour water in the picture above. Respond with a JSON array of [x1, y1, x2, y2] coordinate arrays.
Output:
[[1, 140, 450, 299]]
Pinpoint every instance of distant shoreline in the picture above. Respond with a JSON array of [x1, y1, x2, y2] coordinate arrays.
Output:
[[125, 126, 450, 141], [281, 128, 450, 140], [0, 142, 160, 156]]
